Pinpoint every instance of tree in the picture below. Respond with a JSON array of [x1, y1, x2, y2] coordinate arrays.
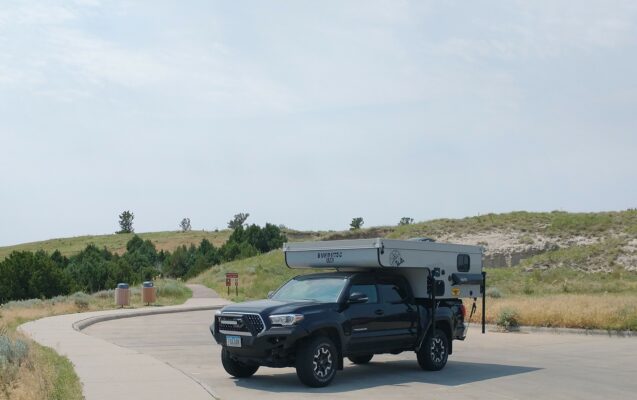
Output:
[[66, 245, 111, 293], [399, 217, 414, 226], [180, 217, 192, 232], [162, 246, 192, 278], [117, 210, 134, 233], [227, 213, 250, 229], [0, 251, 71, 302], [350, 217, 364, 231]]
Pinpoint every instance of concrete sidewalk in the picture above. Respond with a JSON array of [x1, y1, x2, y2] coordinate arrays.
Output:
[[19, 284, 229, 400]]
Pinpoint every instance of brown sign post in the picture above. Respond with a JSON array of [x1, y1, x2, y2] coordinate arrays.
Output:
[[226, 272, 239, 296]]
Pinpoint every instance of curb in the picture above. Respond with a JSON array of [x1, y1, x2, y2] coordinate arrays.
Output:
[[73, 305, 223, 331], [468, 323, 635, 338]]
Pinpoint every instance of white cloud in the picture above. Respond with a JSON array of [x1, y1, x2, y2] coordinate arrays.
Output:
[[434, 1, 637, 61], [0, 0, 636, 245]]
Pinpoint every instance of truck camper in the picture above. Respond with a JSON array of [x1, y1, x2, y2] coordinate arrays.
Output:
[[211, 238, 486, 387]]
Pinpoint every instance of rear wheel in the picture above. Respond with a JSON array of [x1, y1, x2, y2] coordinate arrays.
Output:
[[296, 336, 338, 387], [221, 348, 259, 378], [417, 329, 449, 371], [348, 354, 373, 364]]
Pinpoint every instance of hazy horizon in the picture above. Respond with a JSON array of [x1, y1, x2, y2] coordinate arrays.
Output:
[[2, 1, 636, 246]]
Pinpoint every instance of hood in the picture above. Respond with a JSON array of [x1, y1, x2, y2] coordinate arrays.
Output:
[[220, 299, 327, 315]]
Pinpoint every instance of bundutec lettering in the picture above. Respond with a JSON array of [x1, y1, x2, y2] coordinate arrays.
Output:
[[317, 251, 343, 259]]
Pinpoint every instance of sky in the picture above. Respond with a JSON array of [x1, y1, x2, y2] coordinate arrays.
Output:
[[1, 0, 637, 246]]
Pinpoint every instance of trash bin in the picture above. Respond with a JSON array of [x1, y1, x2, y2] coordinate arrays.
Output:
[[115, 283, 130, 308], [142, 281, 156, 305]]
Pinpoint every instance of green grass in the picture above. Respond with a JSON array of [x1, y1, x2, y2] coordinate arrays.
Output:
[[189, 250, 321, 302], [191, 245, 637, 303], [385, 210, 637, 239], [0, 230, 232, 260], [5, 210, 636, 262], [487, 265, 637, 296], [38, 345, 83, 400], [517, 239, 626, 272]]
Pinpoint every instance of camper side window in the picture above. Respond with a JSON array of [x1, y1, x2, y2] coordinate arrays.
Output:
[[457, 254, 470, 272]]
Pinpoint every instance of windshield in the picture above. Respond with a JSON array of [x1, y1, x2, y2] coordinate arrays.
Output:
[[271, 277, 347, 302]]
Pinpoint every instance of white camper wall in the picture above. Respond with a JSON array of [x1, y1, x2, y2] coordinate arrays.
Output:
[[377, 241, 483, 299], [283, 238, 483, 299]]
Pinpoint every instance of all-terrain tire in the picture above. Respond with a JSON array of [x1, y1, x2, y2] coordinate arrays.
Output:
[[348, 354, 373, 364], [417, 329, 449, 371], [221, 347, 259, 378], [296, 336, 338, 387]]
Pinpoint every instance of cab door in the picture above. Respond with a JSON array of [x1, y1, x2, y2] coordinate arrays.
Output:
[[342, 280, 383, 354], [375, 276, 419, 351]]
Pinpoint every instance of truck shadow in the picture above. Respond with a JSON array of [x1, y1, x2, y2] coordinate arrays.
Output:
[[233, 360, 541, 393]]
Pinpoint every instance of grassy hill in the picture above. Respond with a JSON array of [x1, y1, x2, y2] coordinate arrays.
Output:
[[0, 227, 336, 261], [1, 210, 636, 329], [190, 210, 637, 330], [3, 210, 637, 270], [325, 210, 637, 272], [189, 250, 292, 301], [0, 230, 233, 260]]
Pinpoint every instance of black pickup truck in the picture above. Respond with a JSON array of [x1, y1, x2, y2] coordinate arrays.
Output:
[[211, 271, 468, 387]]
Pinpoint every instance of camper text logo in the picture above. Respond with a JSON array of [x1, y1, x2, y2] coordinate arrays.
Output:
[[317, 251, 342, 264]]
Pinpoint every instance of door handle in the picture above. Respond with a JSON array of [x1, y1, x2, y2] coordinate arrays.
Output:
[[375, 309, 384, 316]]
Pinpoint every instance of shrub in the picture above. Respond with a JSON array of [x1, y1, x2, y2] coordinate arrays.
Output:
[[71, 292, 90, 311], [486, 287, 502, 298], [92, 289, 115, 299], [496, 308, 520, 330], [156, 280, 189, 298], [0, 333, 29, 367], [0, 329, 32, 397], [1, 299, 44, 310], [518, 235, 534, 245]]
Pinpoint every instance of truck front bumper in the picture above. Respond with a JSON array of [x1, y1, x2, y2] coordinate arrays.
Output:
[[211, 323, 309, 367]]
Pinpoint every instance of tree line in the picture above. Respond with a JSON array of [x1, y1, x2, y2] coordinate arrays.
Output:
[[0, 223, 286, 304]]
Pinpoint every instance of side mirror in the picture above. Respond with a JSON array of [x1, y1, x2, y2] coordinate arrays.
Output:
[[267, 291, 274, 299], [348, 292, 369, 304]]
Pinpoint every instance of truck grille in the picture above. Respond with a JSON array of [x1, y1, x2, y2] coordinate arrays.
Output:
[[218, 313, 265, 336]]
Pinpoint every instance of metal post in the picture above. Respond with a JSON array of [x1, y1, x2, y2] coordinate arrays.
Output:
[[428, 269, 437, 334], [481, 271, 486, 334]]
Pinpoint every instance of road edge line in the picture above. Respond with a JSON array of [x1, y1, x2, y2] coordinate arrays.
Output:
[[73, 305, 222, 331], [468, 323, 635, 337]]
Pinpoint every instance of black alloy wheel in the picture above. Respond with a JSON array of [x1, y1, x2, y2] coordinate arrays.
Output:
[[296, 336, 338, 387]]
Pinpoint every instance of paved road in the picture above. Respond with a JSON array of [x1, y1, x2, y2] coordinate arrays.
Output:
[[85, 310, 637, 400], [186, 284, 220, 299]]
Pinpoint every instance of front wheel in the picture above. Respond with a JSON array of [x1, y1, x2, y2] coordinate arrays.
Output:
[[221, 348, 259, 378], [296, 336, 338, 387], [417, 329, 449, 371]]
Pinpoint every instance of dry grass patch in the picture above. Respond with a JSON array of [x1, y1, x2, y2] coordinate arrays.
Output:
[[467, 294, 637, 330], [0, 279, 191, 400], [0, 328, 82, 400]]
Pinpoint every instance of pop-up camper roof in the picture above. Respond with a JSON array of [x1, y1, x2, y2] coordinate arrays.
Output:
[[283, 238, 484, 299], [283, 238, 481, 269]]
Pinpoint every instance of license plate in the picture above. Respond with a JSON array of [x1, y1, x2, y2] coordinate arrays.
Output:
[[226, 335, 241, 348]]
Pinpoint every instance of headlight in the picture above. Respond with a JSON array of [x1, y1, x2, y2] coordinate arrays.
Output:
[[214, 310, 222, 316], [269, 314, 304, 326]]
